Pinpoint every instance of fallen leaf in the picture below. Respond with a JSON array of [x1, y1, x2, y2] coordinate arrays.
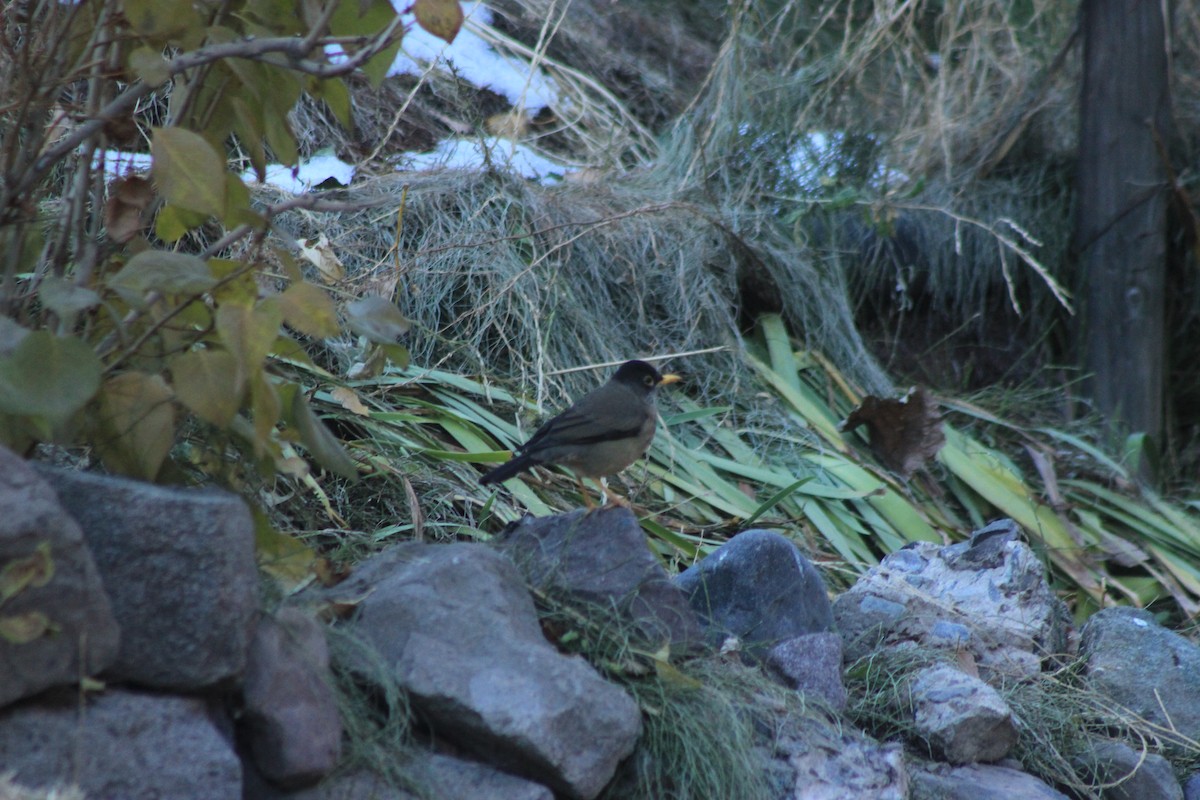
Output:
[[841, 386, 945, 478]]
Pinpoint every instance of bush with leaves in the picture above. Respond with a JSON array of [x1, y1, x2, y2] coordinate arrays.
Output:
[[0, 0, 462, 483]]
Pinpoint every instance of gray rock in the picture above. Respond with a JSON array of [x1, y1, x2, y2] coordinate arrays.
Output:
[[909, 664, 1017, 764], [764, 632, 847, 711], [243, 609, 342, 789], [1074, 740, 1183, 800], [401, 752, 554, 800], [910, 762, 1070, 799], [335, 542, 641, 800], [772, 725, 908, 799], [1184, 771, 1200, 800], [1081, 606, 1200, 742], [0, 688, 241, 799], [674, 529, 833, 659], [833, 519, 1073, 681], [0, 448, 119, 708], [244, 755, 553, 800], [35, 465, 259, 690], [495, 507, 702, 654]]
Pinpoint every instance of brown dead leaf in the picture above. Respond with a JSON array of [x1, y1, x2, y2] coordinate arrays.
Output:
[[330, 386, 370, 416], [413, 0, 463, 43], [105, 176, 155, 243], [841, 386, 945, 478], [299, 233, 344, 283]]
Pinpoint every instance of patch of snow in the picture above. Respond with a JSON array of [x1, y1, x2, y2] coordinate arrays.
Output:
[[94, 150, 153, 182], [399, 136, 567, 184], [244, 150, 356, 194], [387, 2, 558, 112]]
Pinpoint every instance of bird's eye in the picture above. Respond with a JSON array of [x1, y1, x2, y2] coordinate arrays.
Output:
[[644, 375, 655, 387]]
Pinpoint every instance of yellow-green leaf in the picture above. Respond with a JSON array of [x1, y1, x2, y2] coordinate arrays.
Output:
[[0, 611, 55, 644], [0, 332, 101, 425], [0, 542, 54, 602], [253, 507, 316, 589], [123, 0, 196, 40], [151, 127, 227, 218], [92, 372, 176, 480], [170, 349, 242, 427], [155, 204, 206, 242], [217, 298, 284, 388], [280, 282, 339, 338], [291, 389, 359, 481], [109, 250, 215, 305], [127, 46, 171, 86], [413, 0, 463, 43]]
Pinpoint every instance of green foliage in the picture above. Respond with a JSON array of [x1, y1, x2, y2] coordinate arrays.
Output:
[[0, 0, 455, 488]]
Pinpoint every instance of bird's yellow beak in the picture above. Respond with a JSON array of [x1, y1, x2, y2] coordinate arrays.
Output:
[[659, 373, 682, 386]]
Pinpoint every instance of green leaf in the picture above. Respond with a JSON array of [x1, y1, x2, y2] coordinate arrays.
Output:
[[155, 204, 207, 242], [217, 298, 284, 388], [280, 282, 340, 338], [109, 250, 215, 305], [290, 389, 359, 481], [123, 0, 196, 40], [0, 611, 55, 644], [39, 275, 101, 317], [253, 506, 316, 589], [151, 127, 227, 218], [0, 332, 101, 425], [0, 542, 54, 603], [128, 46, 171, 86], [170, 349, 243, 426], [92, 372, 176, 480], [310, 77, 354, 131]]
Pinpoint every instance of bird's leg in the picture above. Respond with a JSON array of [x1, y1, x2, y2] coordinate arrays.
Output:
[[597, 477, 631, 509], [575, 477, 597, 510]]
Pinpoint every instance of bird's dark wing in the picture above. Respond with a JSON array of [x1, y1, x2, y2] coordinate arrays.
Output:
[[519, 383, 646, 453]]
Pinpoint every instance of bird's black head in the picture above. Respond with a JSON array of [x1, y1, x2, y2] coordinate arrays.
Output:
[[612, 360, 681, 392]]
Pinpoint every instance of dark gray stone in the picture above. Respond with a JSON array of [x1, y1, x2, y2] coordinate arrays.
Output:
[[764, 632, 847, 710], [1081, 607, 1200, 743], [833, 519, 1073, 682], [244, 755, 553, 800], [0, 688, 241, 799], [1183, 771, 1200, 800], [334, 542, 640, 800], [495, 507, 702, 655], [909, 664, 1017, 764], [0, 448, 119, 708], [35, 465, 259, 690], [1074, 740, 1182, 800], [243, 609, 342, 789], [910, 762, 1069, 799], [674, 529, 833, 659]]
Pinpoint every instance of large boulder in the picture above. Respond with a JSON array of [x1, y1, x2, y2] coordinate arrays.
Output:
[[909, 664, 1017, 764], [323, 542, 641, 800], [1073, 740, 1183, 800], [0, 448, 119, 708], [0, 688, 241, 799], [833, 519, 1073, 681], [495, 507, 703, 655], [909, 762, 1070, 800], [35, 465, 259, 690], [1080, 606, 1200, 743], [242, 609, 342, 789], [674, 529, 834, 659]]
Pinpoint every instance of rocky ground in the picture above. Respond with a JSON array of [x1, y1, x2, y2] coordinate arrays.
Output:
[[2, 444, 1198, 799]]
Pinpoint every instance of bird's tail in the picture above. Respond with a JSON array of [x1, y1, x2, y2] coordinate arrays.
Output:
[[480, 454, 540, 486]]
